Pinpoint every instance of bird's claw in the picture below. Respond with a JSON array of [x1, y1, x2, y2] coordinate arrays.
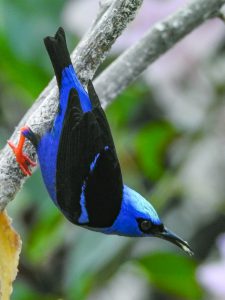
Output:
[[7, 127, 37, 176]]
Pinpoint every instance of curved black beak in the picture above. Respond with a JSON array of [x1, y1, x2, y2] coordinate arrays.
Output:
[[155, 227, 194, 256]]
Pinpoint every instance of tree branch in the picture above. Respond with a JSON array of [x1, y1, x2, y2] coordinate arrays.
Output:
[[0, 0, 224, 210], [95, 0, 225, 106]]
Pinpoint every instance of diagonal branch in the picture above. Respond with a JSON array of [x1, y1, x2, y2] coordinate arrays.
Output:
[[95, 0, 225, 106], [0, 0, 224, 210]]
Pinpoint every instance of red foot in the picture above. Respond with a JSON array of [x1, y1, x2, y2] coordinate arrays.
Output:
[[8, 126, 37, 176]]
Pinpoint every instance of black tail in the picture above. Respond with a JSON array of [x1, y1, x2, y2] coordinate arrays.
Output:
[[44, 27, 72, 87]]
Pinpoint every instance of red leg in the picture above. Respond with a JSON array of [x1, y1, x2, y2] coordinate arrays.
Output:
[[7, 126, 37, 176]]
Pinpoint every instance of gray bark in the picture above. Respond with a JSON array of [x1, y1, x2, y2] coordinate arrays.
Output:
[[95, 0, 225, 106]]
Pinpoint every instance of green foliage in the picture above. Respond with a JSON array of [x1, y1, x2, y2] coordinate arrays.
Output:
[[135, 122, 177, 181], [135, 252, 203, 300], [25, 209, 64, 264], [0, 0, 67, 101], [12, 280, 57, 300], [106, 83, 147, 129], [0, 35, 49, 100]]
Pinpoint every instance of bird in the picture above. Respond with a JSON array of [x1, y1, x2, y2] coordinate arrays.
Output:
[[8, 27, 193, 256]]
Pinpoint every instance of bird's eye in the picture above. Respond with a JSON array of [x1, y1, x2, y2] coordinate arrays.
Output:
[[140, 220, 152, 232]]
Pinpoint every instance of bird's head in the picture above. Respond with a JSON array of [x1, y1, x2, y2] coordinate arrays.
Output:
[[104, 185, 193, 256]]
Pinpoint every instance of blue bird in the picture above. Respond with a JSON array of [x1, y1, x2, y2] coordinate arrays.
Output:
[[8, 28, 193, 255]]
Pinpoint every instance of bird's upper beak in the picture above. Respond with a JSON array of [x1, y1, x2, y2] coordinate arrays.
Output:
[[154, 227, 194, 256]]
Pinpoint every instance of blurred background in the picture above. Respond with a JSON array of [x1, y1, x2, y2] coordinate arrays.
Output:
[[1, 0, 225, 299]]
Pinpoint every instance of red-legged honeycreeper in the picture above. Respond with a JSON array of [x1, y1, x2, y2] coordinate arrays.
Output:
[[8, 28, 193, 256]]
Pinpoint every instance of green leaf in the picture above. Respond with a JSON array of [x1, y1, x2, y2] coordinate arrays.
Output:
[[135, 121, 177, 181], [135, 252, 202, 300]]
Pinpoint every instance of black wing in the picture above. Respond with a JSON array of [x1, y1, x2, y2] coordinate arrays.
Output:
[[56, 87, 123, 227]]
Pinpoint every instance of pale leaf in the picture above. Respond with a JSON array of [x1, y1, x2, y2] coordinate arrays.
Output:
[[0, 210, 22, 300]]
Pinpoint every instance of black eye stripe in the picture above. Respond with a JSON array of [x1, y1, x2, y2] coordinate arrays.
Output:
[[137, 218, 164, 234], [137, 218, 152, 233], [140, 220, 152, 232]]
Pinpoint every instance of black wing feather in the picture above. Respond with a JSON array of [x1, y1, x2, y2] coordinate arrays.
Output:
[[87, 80, 101, 107], [56, 86, 123, 227], [85, 146, 123, 227], [56, 88, 101, 222], [56, 89, 83, 221]]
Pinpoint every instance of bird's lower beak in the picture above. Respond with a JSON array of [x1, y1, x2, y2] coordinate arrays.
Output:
[[155, 227, 194, 256]]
